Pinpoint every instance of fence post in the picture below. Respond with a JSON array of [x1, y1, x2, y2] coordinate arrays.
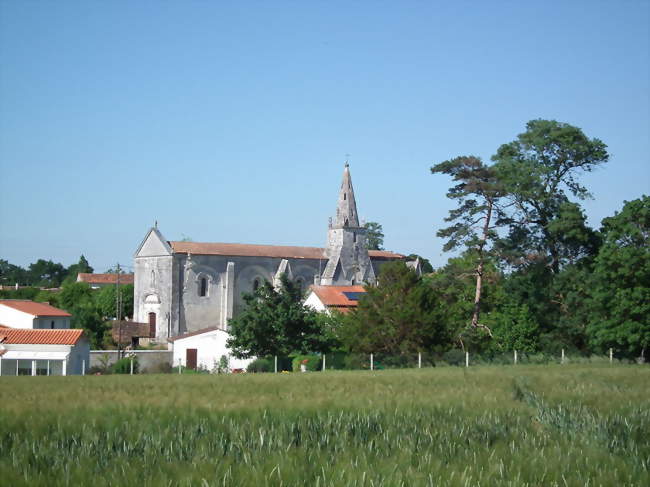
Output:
[[561, 349, 565, 364], [82, 360, 86, 376], [274, 356, 278, 373], [609, 348, 613, 364], [370, 353, 374, 371], [322, 354, 326, 372], [178, 358, 182, 374], [514, 350, 517, 365], [465, 352, 469, 368], [418, 352, 422, 369], [130, 357, 134, 375]]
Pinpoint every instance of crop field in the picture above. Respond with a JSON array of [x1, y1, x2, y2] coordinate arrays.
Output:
[[1, 364, 649, 486]]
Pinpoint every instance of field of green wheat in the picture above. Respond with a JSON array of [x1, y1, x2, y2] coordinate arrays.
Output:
[[1, 364, 648, 486]]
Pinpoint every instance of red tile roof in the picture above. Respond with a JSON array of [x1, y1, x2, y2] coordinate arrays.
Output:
[[77, 273, 134, 285], [169, 241, 404, 260], [309, 285, 367, 308], [0, 300, 71, 317], [0, 328, 84, 345]]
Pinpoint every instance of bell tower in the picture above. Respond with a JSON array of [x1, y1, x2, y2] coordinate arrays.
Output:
[[320, 163, 376, 286]]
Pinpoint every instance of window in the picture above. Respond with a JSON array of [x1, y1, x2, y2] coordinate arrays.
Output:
[[199, 277, 208, 297], [253, 278, 262, 291], [51, 320, 55, 329], [343, 193, 346, 200], [17, 359, 32, 376], [36, 360, 49, 376]]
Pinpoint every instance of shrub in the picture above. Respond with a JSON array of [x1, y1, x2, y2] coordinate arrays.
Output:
[[247, 358, 273, 373], [112, 356, 139, 374], [291, 355, 321, 372], [442, 349, 466, 366]]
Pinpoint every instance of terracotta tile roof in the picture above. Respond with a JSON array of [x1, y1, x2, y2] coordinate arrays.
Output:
[[0, 300, 71, 317], [0, 328, 84, 345], [77, 273, 134, 285], [309, 285, 367, 308], [168, 327, 221, 342], [169, 241, 404, 260]]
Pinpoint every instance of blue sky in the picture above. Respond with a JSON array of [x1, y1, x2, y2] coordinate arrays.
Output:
[[1, 1, 648, 273]]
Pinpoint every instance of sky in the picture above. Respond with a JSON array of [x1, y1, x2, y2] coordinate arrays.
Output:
[[1, 1, 648, 273]]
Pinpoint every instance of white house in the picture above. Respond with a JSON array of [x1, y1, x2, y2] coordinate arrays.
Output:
[[0, 327, 90, 376], [0, 300, 71, 329], [168, 327, 253, 372], [304, 285, 367, 314]]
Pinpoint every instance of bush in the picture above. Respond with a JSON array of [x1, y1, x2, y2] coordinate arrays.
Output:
[[291, 355, 321, 372], [442, 349, 466, 366], [112, 356, 139, 374], [247, 358, 273, 373]]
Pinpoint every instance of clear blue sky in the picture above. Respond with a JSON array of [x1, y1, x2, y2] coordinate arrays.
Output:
[[1, 1, 648, 273]]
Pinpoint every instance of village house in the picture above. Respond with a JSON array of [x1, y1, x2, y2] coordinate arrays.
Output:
[[0, 300, 71, 329], [0, 327, 90, 376]]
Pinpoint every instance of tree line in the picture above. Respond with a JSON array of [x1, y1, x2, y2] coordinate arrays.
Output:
[[228, 120, 649, 362], [0, 255, 94, 288]]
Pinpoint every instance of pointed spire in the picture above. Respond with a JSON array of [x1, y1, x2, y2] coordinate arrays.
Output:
[[334, 163, 360, 228]]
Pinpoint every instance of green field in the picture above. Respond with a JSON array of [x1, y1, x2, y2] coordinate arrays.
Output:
[[1, 364, 648, 486]]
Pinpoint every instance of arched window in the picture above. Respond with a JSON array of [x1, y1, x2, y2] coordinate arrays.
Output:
[[199, 277, 208, 297]]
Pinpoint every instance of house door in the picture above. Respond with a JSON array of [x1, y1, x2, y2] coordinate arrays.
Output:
[[148, 312, 156, 338], [186, 348, 197, 370]]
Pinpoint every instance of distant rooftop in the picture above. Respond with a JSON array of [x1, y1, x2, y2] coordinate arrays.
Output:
[[0, 300, 71, 317], [77, 273, 134, 285]]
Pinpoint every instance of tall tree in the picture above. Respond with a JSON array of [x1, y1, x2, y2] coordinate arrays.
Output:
[[431, 156, 503, 340], [227, 275, 335, 358], [586, 196, 650, 358], [64, 255, 94, 284], [492, 119, 607, 274], [27, 259, 67, 287], [340, 261, 449, 355], [363, 222, 385, 250]]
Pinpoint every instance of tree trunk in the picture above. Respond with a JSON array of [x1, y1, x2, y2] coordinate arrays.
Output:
[[471, 199, 493, 330]]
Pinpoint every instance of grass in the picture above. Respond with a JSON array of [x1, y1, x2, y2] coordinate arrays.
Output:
[[1, 364, 648, 486]]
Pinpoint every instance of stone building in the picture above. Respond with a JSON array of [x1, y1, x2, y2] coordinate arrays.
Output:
[[133, 164, 404, 341]]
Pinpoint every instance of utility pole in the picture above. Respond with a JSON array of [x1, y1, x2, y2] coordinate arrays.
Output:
[[116, 263, 122, 358]]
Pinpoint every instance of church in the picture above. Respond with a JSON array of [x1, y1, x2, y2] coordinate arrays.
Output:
[[133, 163, 405, 341]]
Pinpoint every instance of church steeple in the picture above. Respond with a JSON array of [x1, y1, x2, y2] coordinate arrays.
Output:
[[320, 162, 376, 286], [334, 162, 360, 228]]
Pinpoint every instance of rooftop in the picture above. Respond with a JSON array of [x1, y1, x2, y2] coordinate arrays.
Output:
[[0, 300, 71, 317], [0, 328, 84, 345], [169, 241, 403, 260], [77, 273, 134, 285], [309, 285, 367, 309]]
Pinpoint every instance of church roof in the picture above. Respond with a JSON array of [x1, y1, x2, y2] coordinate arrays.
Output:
[[169, 241, 404, 260]]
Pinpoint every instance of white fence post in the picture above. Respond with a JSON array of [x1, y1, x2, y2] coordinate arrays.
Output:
[[178, 358, 182, 374], [322, 354, 326, 371], [514, 350, 517, 365], [82, 360, 86, 376], [370, 353, 374, 371], [130, 358, 134, 375], [465, 351, 469, 368], [561, 349, 565, 364], [418, 352, 422, 369], [274, 355, 278, 373], [609, 348, 613, 363]]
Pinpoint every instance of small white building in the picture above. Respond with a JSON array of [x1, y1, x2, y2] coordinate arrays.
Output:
[[304, 285, 367, 315], [168, 327, 253, 372], [0, 300, 71, 329], [0, 328, 90, 376]]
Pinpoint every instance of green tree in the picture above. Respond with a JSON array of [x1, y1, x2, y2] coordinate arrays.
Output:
[[492, 119, 607, 274], [58, 281, 106, 348], [363, 222, 385, 250], [227, 275, 335, 358], [64, 255, 94, 284], [488, 301, 540, 353], [27, 259, 67, 287], [96, 284, 134, 319], [340, 261, 449, 355], [431, 155, 504, 337], [0, 259, 28, 286], [586, 196, 650, 358]]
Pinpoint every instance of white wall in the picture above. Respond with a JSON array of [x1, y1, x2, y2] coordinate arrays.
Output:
[[34, 316, 71, 329], [171, 329, 253, 372], [0, 305, 35, 328], [304, 292, 327, 313]]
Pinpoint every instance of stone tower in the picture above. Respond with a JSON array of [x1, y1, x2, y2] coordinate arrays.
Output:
[[320, 163, 377, 286]]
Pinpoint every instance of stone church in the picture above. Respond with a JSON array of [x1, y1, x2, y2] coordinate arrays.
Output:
[[133, 163, 405, 341]]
